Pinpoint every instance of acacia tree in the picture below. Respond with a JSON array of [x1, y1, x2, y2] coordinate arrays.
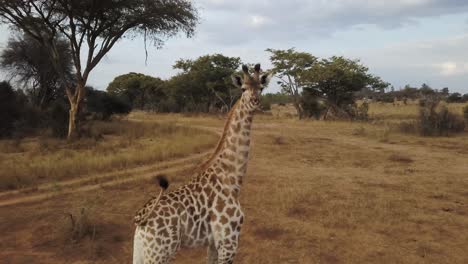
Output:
[[107, 72, 166, 110], [0, 32, 73, 109], [0, 0, 198, 139], [266, 48, 317, 119], [171, 54, 242, 112], [302, 56, 389, 119]]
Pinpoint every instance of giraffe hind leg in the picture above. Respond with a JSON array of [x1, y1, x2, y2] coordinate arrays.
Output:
[[215, 243, 238, 264], [207, 243, 218, 264], [133, 226, 146, 264], [133, 226, 179, 264]]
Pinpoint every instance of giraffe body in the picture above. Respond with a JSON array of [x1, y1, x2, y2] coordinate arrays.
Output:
[[133, 64, 272, 264]]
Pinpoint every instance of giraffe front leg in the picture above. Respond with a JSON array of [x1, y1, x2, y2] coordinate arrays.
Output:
[[216, 242, 238, 264], [207, 243, 218, 264]]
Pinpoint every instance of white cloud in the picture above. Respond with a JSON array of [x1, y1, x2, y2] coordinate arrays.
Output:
[[435, 62, 468, 76], [348, 33, 468, 92], [248, 15, 272, 28]]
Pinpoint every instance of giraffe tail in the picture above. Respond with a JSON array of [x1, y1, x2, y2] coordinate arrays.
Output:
[[133, 175, 169, 226], [155, 174, 169, 190]]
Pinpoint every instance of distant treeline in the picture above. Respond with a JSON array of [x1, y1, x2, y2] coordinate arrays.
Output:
[[1, 35, 466, 140], [356, 84, 468, 103], [106, 54, 243, 113]]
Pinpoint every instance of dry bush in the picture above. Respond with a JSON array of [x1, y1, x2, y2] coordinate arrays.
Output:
[[63, 207, 96, 242], [354, 101, 370, 121], [352, 126, 367, 136], [272, 135, 287, 145], [398, 102, 465, 136], [57, 192, 104, 243], [419, 104, 465, 136], [0, 138, 24, 153], [398, 121, 418, 134], [464, 105, 468, 124], [388, 153, 414, 163]]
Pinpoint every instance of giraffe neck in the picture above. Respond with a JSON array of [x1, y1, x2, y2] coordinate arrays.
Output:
[[205, 96, 255, 190]]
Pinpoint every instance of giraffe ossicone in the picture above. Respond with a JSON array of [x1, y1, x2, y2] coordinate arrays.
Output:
[[133, 64, 272, 264]]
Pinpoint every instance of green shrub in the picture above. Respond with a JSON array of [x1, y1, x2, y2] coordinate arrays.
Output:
[[447, 93, 462, 103], [301, 92, 326, 119], [86, 87, 132, 120], [0, 82, 20, 137], [46, 100, 69, 138], [260, 97, 272, 111]]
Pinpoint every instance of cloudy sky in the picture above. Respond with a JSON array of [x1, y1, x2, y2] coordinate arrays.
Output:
[[1, 0, 468, 93]]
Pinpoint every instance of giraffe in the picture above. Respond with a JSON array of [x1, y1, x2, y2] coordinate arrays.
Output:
[[132, 64, 272, 264]]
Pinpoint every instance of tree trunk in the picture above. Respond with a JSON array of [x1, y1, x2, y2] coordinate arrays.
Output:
[[292, 96, 304, 119], [67, 102, 79, 140], [66, 83, 85, 140]]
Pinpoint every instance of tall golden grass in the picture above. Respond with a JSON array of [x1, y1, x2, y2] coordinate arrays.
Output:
[[0, 119, 217, 190], [368, 101, 468, 123]]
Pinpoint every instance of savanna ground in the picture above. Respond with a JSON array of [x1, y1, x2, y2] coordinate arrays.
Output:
[[1, 102, 467, 263]]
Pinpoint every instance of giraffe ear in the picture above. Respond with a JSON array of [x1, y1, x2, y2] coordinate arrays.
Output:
[[260, 72, 273, 87], [231, 75, 243, 88]]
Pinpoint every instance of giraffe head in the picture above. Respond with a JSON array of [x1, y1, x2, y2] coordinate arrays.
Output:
[[232, 64, 272, 110]]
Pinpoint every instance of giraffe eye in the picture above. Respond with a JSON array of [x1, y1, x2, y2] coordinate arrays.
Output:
[[241, 87, 246, 92]]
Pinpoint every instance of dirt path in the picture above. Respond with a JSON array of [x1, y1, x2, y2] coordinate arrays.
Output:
[[0, 152, 211, 207], [0, 123, 222, 208]]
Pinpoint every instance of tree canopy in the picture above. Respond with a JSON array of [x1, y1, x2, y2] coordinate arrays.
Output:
[[107, 73, 166, 110], [0, 0, 199, 138], [267, 48, 317, 118], [170, 54, 242, 112], [0, 32, 73, 108], [302, 56, 389, 118]]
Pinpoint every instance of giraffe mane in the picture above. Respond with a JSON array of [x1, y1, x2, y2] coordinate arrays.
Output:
[[197, 100, 241, 172]]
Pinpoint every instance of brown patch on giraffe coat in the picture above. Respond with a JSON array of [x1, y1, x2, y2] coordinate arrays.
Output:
[[222, 188, 230, 197], [216, 198, 226, 212], [209, 174, 218, 184], [229, 177, 236, 185], [207, 191, 216, 205], [239, 138, 250, 145], [229, 144, 238, 153], [240, 151, 249, 159], [226, 154, 236, 162], [221, 162, 236, 172], [159, 229, 169, 237], [226, 207, 236, 217], [220, 215, 229, 225], [210, 212, 217, 222], [232, 123, 241, 133], [230, 221, 238, 231]]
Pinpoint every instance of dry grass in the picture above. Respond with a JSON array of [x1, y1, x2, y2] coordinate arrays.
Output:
[[1, 109, 468, 263], [368, 101, 468, 123], [0, 119, 217, 190]]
